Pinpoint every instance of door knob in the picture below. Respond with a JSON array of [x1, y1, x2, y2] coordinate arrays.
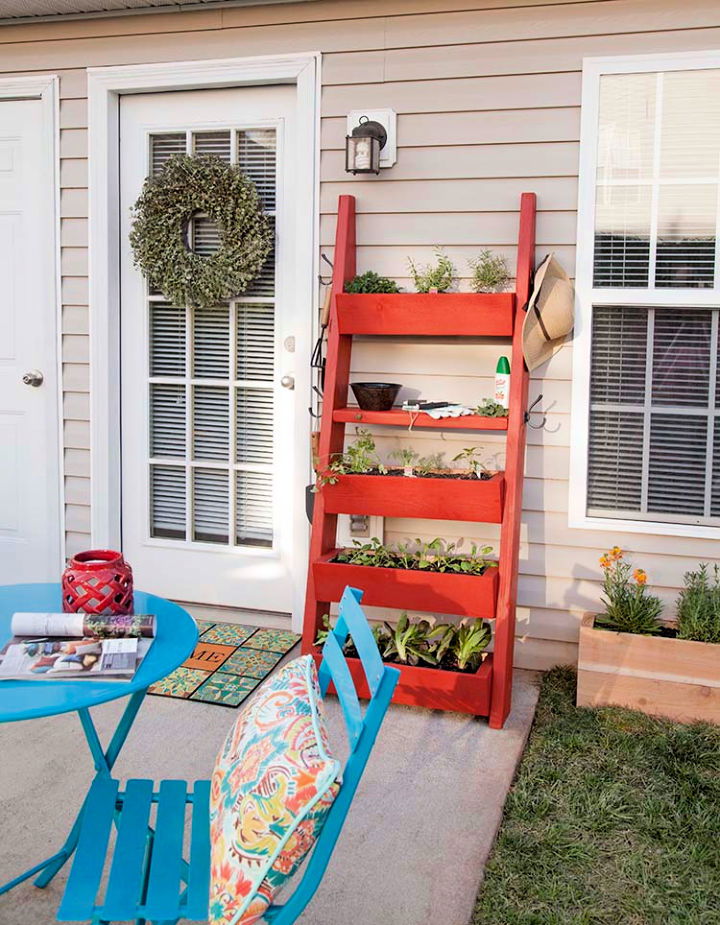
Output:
[[280, 375, 295, 390], [22, 370, 44, 387]]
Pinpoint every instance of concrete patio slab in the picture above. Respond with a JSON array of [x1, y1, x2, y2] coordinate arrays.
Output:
[[0, 668, 538, 925]]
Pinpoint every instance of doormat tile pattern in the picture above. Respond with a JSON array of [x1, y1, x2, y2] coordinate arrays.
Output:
[[148, 620, 300, 708]]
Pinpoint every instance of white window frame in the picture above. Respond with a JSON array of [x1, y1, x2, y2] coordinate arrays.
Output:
[[570, 49, 720, 540]]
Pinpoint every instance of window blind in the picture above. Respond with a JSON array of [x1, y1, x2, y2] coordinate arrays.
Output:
[[588, 306, 720, 524], [146, 128, 277, 548], [593, 69, 720, 291]]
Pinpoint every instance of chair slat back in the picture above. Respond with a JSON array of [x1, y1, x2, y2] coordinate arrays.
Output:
[[317, 629, 364, 747], [266, 586, 400, 925]]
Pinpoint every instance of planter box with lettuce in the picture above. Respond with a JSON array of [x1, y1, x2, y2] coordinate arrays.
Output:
[[577, 547, 720, 724], [315, 608, 494, 715]]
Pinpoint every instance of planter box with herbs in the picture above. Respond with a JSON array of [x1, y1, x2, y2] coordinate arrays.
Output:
[[338, 253, 514, 337], [317, 431, 505, 523], [577, 551, 720, 724], [312, 538, 498, 619]]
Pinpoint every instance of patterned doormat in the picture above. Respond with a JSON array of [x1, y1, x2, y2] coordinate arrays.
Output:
[[148, 620, 301, 707]]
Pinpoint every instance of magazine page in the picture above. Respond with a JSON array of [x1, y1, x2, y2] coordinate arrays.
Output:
[[0, 635, 150, 682], [11, 612, 155, 639]]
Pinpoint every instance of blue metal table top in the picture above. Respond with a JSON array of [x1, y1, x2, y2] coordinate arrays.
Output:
[[0, 583, 198, 723]]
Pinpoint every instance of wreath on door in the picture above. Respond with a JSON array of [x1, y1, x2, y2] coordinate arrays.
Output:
[[129, 154, 273, 309]]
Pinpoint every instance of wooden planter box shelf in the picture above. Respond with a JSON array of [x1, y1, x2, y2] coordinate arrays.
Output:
[[577, 613, 720, 725], [312, 650, 493, 715], [335, 292, 515, 337], [303, 192, 537, 727], [313, 552, 499, 619], [321, 471, 505, 522]]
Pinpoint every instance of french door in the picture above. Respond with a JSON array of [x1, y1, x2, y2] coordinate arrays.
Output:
[[0, 90, 60, 583], [120, 86, 302, 613]]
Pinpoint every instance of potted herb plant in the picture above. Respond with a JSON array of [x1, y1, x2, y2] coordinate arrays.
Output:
[[577, 548, 720, 724], [317, 430, 505, 522], [312, 537, 499, 618]]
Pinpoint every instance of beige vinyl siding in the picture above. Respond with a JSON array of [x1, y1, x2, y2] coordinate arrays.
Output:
[[2, 0, 719, 666]]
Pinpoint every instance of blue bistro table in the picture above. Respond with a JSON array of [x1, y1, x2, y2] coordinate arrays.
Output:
[[0, 583, 197, 896]]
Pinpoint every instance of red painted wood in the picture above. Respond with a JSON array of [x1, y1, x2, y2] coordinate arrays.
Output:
[[312, 651, 493, 716], [322, 472, 505, 522], [336, 293, 515, 336], [312, 553, 499, 619], [302, 196, 357, 657], [489, 192, 536, 729], [303, 192, 536, 724], [332, 409, 508, 430]]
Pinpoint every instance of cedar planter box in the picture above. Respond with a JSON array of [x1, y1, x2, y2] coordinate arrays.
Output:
[[311, 649, 493, 715], [321, 471, 504, 523], [312, 552, 498, 618], [577, 613, 720, 725], [335, 292, 515, 337]]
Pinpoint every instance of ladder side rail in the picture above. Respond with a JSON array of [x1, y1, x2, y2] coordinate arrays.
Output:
[[302, 195, 357, 654], [489, 192, 536, 729]]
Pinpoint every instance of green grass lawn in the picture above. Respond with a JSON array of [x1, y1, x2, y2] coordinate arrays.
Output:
[[473, 667, 720, 925]]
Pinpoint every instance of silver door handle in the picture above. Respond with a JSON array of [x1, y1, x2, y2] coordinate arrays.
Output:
[[280, 375, 295, 390], [22, 370, 44, 387]]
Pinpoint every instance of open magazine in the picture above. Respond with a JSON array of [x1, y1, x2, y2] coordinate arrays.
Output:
[[0, 612, 155, 682]]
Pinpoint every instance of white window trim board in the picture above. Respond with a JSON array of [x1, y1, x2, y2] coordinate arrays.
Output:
[[0, 74, 64, 571], [87, 53, 321, 623], [569, 49, 720, 541]]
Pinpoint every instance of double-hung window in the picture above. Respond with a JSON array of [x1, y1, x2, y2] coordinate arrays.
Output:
[[571, 52, 720, 538]]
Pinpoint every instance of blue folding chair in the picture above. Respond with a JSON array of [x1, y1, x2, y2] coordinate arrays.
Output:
[[56, 587, 399, 925]]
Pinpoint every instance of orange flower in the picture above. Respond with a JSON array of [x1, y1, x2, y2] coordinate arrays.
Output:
[[609, 546, 623, 561], [633, 568, 647, 585], [599, 555, 611, 568]]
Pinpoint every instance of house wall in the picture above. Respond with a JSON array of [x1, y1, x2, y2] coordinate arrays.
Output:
[[2, 0, 719, 668]]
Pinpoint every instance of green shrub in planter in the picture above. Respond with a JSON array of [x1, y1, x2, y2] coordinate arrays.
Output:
[[676, 563, 720, 643]]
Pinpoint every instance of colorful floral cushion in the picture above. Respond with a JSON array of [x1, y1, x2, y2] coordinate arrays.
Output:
[[209, 655, 340, 925]]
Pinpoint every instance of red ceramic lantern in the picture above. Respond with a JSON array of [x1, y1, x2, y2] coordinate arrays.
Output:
[[62, 549, 134, 615]]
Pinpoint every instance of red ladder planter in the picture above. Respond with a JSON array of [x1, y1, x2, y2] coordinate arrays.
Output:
[[321, 472, 505, 522], [303, 193, 536, 728]]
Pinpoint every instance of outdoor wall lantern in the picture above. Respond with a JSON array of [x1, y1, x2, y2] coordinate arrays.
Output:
[[346, 117, 386, 174], [345, 109, 397, 175]]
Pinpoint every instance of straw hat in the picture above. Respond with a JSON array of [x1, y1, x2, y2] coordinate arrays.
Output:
[[522, 253, 575, 371]]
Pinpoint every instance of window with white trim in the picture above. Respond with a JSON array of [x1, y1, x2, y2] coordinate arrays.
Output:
[[573, 55, 720, 535]]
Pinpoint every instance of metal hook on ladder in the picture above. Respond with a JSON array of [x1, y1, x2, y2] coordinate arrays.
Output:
[[524, 394, 547, 429]]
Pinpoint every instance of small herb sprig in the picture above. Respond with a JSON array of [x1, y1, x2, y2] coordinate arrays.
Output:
[[408, 250, 456, 293], [345, 271, 401, 294], [468, 250, 510, 293], [475, 399, 508, 417]]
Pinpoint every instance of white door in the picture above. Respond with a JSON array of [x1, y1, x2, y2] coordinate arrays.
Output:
[[120, 86, 305, 614], [0, 96, 60, 583]]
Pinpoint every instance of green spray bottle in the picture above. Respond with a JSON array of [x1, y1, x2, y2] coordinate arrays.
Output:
[[494, 356, 510, 409]]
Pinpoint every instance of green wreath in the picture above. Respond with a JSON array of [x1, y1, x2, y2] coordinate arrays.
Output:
[[129, 154, 273, 309]]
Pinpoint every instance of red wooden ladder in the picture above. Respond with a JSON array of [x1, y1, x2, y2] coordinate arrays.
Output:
[[302, 193, 536, 729]]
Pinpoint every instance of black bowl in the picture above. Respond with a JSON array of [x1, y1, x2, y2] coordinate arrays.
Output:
[[350, 381, 402, 411]]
